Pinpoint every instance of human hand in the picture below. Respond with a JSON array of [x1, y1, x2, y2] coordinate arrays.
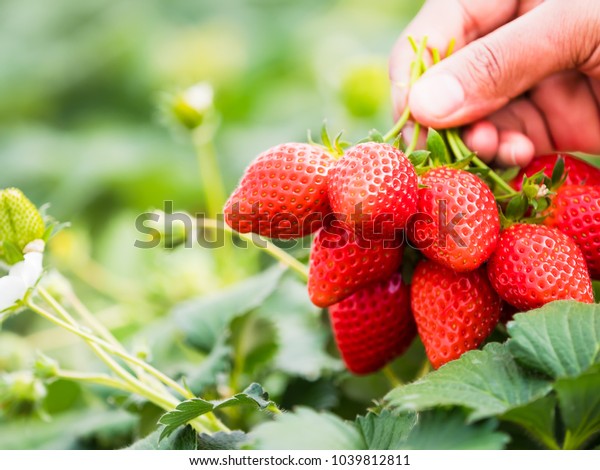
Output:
[[389, 0, 600, 166]]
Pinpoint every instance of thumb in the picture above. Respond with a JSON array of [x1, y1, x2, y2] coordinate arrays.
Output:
[[408, 0, 600, 128]]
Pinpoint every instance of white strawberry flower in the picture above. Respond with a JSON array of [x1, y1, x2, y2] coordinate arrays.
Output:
[[537, 184, 550, 198], [0, 241, 44, 312], [182, 82, 214, 114]]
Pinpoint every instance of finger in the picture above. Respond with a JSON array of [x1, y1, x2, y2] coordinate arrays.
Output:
[[408, 0, 600, 128], [389, 0, 519, 117], [486, 98, 554, 154], [463, 121, 499, 162], [497, 130, 535, 167], [401, 122, 428, 150], [530, 71, 600, 154]]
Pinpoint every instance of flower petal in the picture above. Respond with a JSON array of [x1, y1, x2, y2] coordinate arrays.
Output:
[[0, 275, 27, 311], [9, 252, 43, 288]]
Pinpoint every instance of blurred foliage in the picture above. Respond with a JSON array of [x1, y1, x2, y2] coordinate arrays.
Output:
[[0, 0, 425, 449]]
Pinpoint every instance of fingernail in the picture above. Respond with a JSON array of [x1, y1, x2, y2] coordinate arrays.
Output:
[[409, 74, 465, 119]]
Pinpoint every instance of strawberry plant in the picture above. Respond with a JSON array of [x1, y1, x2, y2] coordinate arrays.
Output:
[[1, 12, 600, 452]]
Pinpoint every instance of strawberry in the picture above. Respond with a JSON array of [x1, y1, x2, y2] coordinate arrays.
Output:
[[327, 142, 417, 239], [407, 167, 500, 272], [224, 143, 334, 239], [411, 259, 501, 369], [308, 224, 403, 308], [487, 223, 594, 310], [328, 272, 415, 375], [544, 185, 600, 279], [512, 153, 600, 191]]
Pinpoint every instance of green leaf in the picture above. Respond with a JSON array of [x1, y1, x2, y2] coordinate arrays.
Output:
[[258, 276, 342, 378], [158, 383, 277, 440], [500, 395, 559, 449], [184, 337, 231, 395], [229, 313, 278, 377], [357, 409, 508, 450], [507, 301, 600, 378], [551, 156, 565, 187], [384, 343, 552, 420], [367, 129, 384, 143], [198, 431, 248, 450], [426, 128, 449, 165], [174, 266, 283, 352], [499, 166, 521, 183], [555, 366, 600, 449], [505, 194, 527, 220], [402, 410, 509, 450], [356, 410, 416, 450], [407, 150, 430, 167], [0, 409, 136, 450], [321, 121, 332, 149], [249, 407, 365, 450], [126, 425, 197, 450]]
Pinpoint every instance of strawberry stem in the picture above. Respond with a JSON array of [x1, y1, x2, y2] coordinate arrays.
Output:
[[383, 36, 428, 143], [200, 218, 309, 280], [383, 106, 411, 142], [406, 122, 421, 154], [382, 365, 403, 387], [446, 129, 517, 196]]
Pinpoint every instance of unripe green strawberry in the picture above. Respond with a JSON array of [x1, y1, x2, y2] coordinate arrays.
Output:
[[0, 188, 45, 256], [487, 224, 594, 310]]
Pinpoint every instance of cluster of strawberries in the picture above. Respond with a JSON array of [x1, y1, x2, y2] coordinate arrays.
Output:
[[224, 141, 599, 374]]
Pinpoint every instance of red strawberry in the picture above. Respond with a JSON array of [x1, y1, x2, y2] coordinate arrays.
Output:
[[308, 224, 403, 308], [411, 260, 501, 369], [328, 142, 418, 239], [512, 153, 600, 191], [224, 143, 334, 239], [544, 185, 600, 279], [487, 223, 594, 310], [328, 272, 415, 375], [407, 167, 500, 272]]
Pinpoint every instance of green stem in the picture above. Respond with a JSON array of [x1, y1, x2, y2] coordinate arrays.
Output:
[[383, 107, 411, 143], [382, 365, 403, 388], [200, 218, 309, 281], [28, 299, 183, 413], [59, 287, 162, 393], [414, 359, 432, 380], [35, 290, 230, 433], [471, 156, 518, 195], [56, 370, 137, 394], [445, 129, 464, 161], [192, 127, 227, 219], [382, 36, 429, 144], [446, 129, 517, 196], [406, 122, 421, 154], [28, 295, 224, 434]]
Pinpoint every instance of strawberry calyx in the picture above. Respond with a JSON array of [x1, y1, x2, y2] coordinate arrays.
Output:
[[307, 122, 350, 159], [497, 157, 568, 228]]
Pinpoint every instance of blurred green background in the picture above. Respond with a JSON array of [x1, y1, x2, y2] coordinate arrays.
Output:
[[0, 0, 425, 449]]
